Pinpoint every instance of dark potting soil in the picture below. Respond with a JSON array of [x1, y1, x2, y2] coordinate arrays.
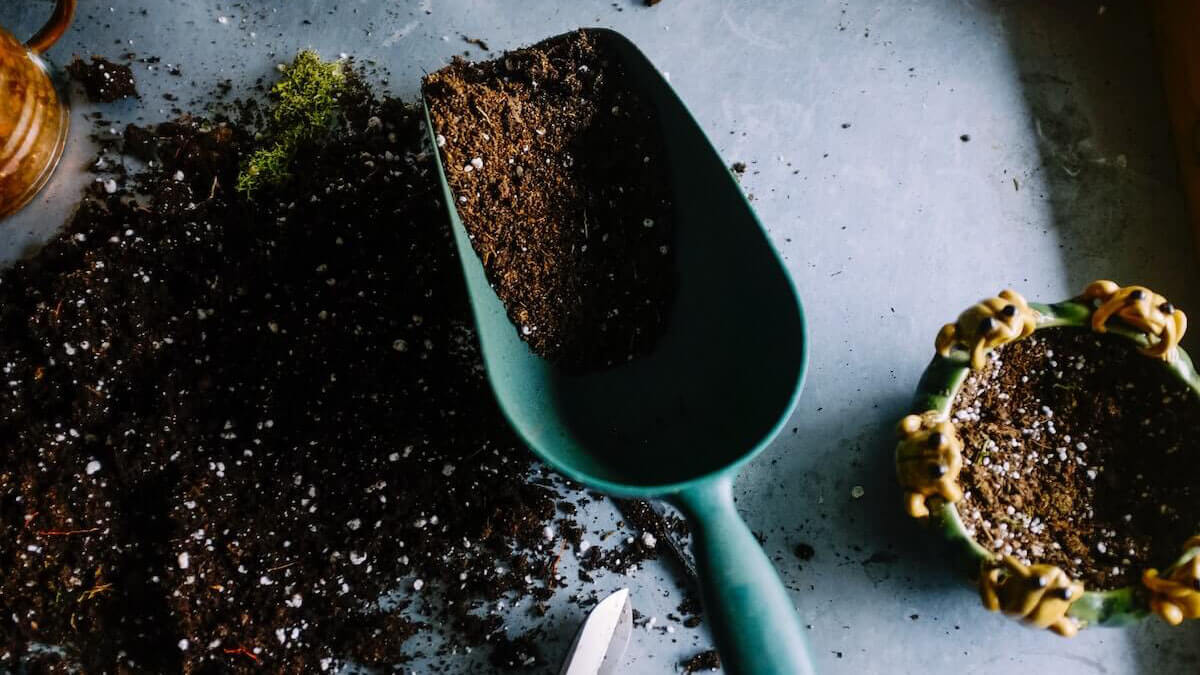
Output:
[[0, 61, 691, 672], [67, 56, 138, 102], [681, 648, 721, 672], [952, 327, 1200, 590], [422, 30, 676, 372]]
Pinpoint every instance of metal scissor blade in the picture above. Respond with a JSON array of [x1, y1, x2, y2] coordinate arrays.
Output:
[[559, 588, 633, 675], [597, 589, 633, 675]]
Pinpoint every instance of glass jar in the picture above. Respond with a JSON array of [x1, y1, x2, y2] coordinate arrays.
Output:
[[0, 0, 75, 219]]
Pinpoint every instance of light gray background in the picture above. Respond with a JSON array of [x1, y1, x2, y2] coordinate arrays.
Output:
[[3, 1, 1199, 673]]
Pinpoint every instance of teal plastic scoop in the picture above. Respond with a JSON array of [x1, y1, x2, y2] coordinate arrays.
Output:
[[423, 28, 813, 675]]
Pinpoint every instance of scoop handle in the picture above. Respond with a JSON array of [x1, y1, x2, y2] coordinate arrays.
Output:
[[674, 475, 815, 675], [26, 0, 76, 54]]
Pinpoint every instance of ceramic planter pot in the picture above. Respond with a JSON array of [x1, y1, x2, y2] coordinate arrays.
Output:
[[898, 281, 1200, 635]]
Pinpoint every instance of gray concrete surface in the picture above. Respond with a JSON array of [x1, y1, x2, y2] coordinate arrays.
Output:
[[3, 0, 1199, 672]]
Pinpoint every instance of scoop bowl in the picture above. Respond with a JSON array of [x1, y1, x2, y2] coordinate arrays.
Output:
[[424, 28, 813, 675]]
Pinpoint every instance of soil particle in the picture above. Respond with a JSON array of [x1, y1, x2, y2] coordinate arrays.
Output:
[[678, 590, 704, 627], [462, 35, 490, 51], [488, 630, 542, 669], [794, 542, 815, 561], [67, 56, 138, 102], [953, 328, 1200, 589], [423, 30, 675, 372], [681, 648, 721, 672]]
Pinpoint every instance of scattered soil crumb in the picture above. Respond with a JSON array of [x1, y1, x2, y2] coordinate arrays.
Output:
[[794, 542, 815, 561], [682, 648, 721, 672], [67, 56, 138, 102]]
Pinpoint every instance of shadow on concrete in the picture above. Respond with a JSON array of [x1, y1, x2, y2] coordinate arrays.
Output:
[[998, 2, 1200, 673], [998, 1, 1200, 325]]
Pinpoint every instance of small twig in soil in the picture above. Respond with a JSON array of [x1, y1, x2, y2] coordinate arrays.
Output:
[[223, 645, 261, 663], [266, 561, 295, 572], [461, 35, 490, 52], [35, 527, 101, 536], [79, 583, 112, 602], [547, 546, 564, 584], [471, 102, 493, 126]]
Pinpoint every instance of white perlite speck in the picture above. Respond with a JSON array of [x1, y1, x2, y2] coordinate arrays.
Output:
[[470, 157, 484, 170], [413, 578, 425, 591], [346, 518, 362, 531], [641, 532, 657, 548], [85, 460, 101, 475], [349, 551, 367, 565], [178, 639, 190, 651], [177, 552, 190, 569]]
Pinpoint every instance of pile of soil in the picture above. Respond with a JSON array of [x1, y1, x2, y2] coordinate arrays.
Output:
[[0, 62, 687, 672], [423, 30, 676, 372], [67, 56, 138, 102], [952, 327, 1200, 589]]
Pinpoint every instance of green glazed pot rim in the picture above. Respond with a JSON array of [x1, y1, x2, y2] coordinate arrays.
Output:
[[909, 296, 1200, 628]]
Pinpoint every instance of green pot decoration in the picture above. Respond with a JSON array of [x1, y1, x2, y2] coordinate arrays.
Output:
[[898, 280, 1200, 635]]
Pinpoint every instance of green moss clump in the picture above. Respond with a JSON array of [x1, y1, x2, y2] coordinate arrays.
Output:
[[237, 50, 346, 197]]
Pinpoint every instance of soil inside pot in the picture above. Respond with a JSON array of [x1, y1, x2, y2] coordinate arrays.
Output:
[[952, 327, 1200, 590], [422, 30, 675, 372]]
